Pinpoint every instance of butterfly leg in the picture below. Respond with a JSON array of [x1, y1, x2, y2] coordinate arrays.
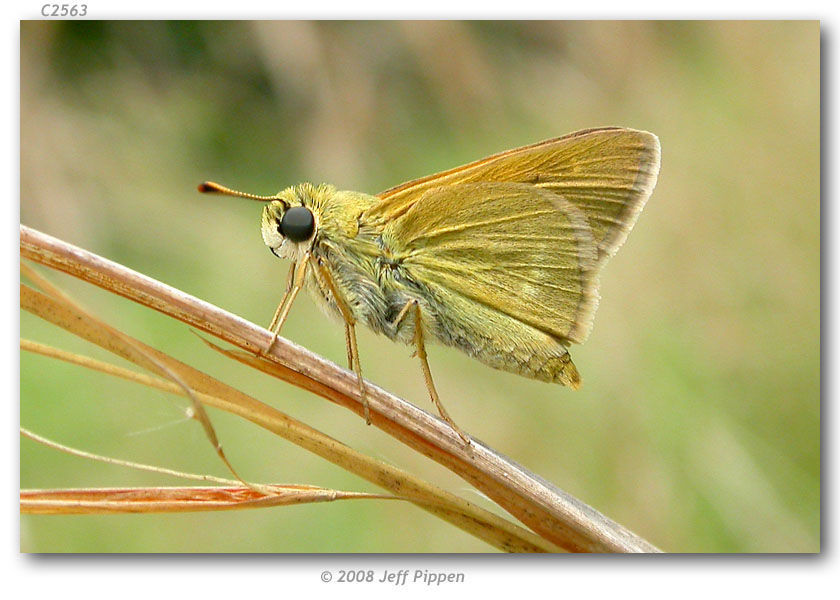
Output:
[[395, 300, 471, 445], [312, 259, 369, 425], [265, 260, 296, 338], [342, 323, 354, 369], [265, 254, 309, 354]]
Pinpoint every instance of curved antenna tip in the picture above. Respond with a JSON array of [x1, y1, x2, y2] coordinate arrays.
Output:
[[196, 181, 277, 202]]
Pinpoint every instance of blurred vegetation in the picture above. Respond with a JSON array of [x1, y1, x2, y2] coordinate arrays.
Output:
[[20, 20, 819, 552]]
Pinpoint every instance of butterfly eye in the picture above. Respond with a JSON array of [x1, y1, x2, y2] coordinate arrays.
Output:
[[280, 206, 315, 242]]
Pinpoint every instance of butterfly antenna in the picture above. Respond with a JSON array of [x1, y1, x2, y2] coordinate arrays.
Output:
[[197, 181, 277, 202]]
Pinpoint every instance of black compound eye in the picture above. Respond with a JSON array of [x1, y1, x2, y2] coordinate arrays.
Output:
[[280, 206, 315, 242]]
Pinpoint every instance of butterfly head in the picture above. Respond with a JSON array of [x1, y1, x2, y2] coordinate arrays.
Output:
[[198, 180, 318, 262], [260, 190, 317, 260]]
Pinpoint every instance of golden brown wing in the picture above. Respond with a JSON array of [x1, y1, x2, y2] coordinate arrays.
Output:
[[366, 127, 661, 262], [383, 182, 601, 344]]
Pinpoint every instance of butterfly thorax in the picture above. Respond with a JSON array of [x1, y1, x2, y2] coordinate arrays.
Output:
[[261, 183, 428, 344]]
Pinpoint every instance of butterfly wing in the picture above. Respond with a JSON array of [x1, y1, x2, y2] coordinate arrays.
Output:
[[366, 127, 661, 263], [374, 128, 660, 347], [382, 182, 600, 346]]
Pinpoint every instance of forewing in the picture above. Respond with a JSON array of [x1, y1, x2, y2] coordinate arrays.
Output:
[[383, 182, 600, 344], [366, 127, 660, 261]]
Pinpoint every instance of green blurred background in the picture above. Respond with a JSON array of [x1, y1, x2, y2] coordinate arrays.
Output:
[[20, 21, 819, 553]]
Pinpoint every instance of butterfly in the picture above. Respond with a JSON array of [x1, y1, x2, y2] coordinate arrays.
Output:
[[200, 127, 661, 443]]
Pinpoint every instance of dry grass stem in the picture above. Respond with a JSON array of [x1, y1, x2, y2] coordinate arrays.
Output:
[[20, 286, 557, 553], [21, 224, 660, 552], [22, 486, 397, 515]]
